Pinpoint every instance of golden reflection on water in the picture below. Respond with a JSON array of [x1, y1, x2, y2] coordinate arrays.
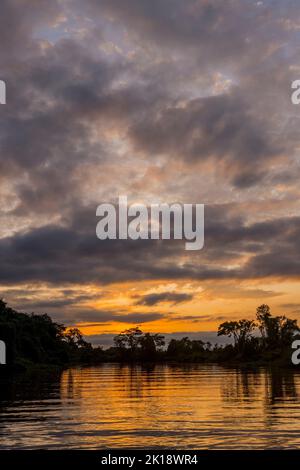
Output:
[[1, 364, 300, 449]]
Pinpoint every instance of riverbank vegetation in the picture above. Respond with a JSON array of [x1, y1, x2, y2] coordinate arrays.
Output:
[[0, 300, 103, 370], [0, 300, 299, 370]]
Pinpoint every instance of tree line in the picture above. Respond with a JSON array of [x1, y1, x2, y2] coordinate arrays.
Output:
[[111, 305, 299, 363], [0, 300, 102, 369], [0, 300, 299, 370]]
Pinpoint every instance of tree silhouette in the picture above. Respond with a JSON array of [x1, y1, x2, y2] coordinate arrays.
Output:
[[256, 304, 299, 348], [114, 326, 143, 354], [113, 327, 165, 360], [1, 300, 299, 368], [256, 304, 271, 339], [218, 319, 256, 352], [0, 300, 93, 367]]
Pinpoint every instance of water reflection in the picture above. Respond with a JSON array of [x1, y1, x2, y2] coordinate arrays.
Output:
[[1, 364, 300, 449]]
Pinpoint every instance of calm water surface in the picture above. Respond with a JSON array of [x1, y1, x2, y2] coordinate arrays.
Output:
[[1, 363, 300, 449]]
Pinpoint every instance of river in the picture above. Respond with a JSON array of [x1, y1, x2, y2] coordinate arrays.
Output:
[[1, 363, 300, 449]]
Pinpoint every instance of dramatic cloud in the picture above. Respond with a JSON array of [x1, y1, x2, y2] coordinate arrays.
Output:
[[129, 92, 282, 188], [0, 0, 299, 334], [51, 309, 165, 326], [136, 292, 194, 306], [0, 206, 300, 286]]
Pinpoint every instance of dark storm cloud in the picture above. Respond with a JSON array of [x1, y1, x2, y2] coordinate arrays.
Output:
[[136, 292, 193, 306], [50, 309, 165, 326], [81, 0, 294, 63], [0, 34, 172, 217], [77, 0, 299, 187], [0, 0, 297, 224], [0, 0, 299, 298], [0, 201, 247, 285], [12, 295, 98, 311], [0, 223, 200, 284], [0, 0, 60, 66], [129, 92, 281, 188], [0, 203, 300, 286], [0, 39, 136, 215]]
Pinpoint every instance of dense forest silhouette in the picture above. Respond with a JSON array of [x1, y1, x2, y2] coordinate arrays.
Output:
[[0, 300, 299, 371]]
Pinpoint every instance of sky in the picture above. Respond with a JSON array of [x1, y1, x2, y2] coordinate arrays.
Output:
[[0, 0, 300, 347]]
